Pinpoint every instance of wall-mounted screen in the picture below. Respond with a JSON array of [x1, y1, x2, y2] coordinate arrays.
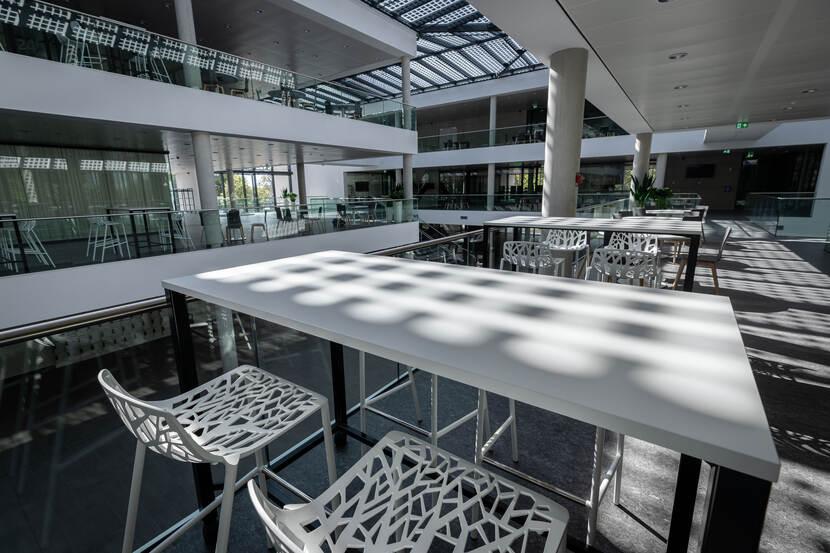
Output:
[[685, 164, 716, 178]]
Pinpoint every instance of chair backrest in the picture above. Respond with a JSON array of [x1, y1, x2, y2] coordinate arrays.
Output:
[[336, 203, 346, 217], [98, 369, 219, 464], [275, 206, 284, 221], [715, 226, 732, 262], [617, 210, 633, 219], [247, 481, 305, 553], [589, 248, 657, 285], [502, 240, 553, 269], [544, 229, 588, 251], [608, 232, 658, 254], [284, 208, 293, 221], [227, 209, 242, 228], [683, 210, 703, 222]]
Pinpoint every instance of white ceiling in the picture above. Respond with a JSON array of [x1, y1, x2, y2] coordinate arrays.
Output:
[[558, 0, 830, 132]]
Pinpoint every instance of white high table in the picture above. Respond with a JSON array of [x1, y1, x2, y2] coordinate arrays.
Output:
[[163, 250, 778, 553], [483, 215, 704, 292]]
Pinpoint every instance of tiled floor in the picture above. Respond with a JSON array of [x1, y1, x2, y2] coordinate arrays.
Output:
[[1, 215, 828, 553]]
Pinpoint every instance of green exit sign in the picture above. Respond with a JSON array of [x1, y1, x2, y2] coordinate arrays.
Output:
[[722, 149, 731, 154], [745, 151, 756, 159], [736, 121, 749, 129]]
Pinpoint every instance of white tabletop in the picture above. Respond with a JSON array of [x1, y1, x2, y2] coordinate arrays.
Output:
[[163, 251, 779, 481], [485, 215, 703, 237]]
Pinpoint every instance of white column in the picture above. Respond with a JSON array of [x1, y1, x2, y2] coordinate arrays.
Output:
[[193, 131, 216, 209], [296, 161, 307, 205], [632, 132, 653, 184], [173, 0, 201, 89], [225, 168, 236, 208], [542, 48, 588, 217], [401, 55, 413, 199], [654, 153, 668, 189], [487, 95, 497, 210]]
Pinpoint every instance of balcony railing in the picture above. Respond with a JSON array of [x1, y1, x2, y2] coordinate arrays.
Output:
[[0, 199, 418, 276], [0, 0, 415, 130], [745, 193, 830, 239], [417, 117, 626, 153], [415, 192, 630, 211]]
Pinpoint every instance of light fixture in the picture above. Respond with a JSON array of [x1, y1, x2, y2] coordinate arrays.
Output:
[[676, 104, 690, 108], [303, 28, 310, 33], [668, 52, 687, 60], [783, 106, 793, 111], [256, 9, 263, 14], [801, 88, 817, 94], [673, 84, 688, 90]]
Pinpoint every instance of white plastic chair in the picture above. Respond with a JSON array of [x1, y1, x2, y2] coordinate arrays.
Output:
[[99, 365, 337, 553], [12, 220, 56, 268], [500, 240, 557, 274], [543, 229, 590, 277], [606, 232, 661, 284], [586, 248, 659, 287], [247, 431, 569, 553]]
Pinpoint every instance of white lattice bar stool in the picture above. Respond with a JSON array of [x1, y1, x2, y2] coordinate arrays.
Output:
[[357, 351, 483, 451], [99, 365, 337, 553], [248, 431, 569, 553], [500, 240, 559, 274], [543, 229, 590, 278], [586, 248, 659, 288]]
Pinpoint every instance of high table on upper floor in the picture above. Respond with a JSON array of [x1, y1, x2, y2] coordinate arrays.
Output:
[[483, 215, 704, 291], [162, 250, 779, 553]]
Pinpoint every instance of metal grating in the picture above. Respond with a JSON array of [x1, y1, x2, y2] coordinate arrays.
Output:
[[340, 0, 543, 98]]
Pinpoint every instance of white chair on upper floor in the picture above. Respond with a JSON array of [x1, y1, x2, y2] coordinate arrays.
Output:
[[88, 217, 132, 262]]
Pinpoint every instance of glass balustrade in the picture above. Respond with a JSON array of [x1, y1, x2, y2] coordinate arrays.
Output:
[[0, 199, 418, 276], [417, 117, 627, 153], [415, 192, 629, 212], [0, 0, 415, 130], [746, 193, 830, 239]]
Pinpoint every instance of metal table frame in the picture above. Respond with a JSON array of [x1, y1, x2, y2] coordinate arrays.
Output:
[[163, 251, 774, 553], [482, 216, 702, 292], [106, 207, 174, 258]]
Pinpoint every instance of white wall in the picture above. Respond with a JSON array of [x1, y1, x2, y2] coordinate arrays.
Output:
[[299, 164, 351, 198], [0, 222, 418, 330], [0, 53, 417, 157]]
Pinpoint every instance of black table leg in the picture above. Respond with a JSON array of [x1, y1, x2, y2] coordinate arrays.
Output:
[[603, 229, 612, 247], [666, 454, 701, 553], [683, 235, 700, 292], [329, 341, 348, 446], [700, 465, 771, 553], [167, 212, 178, 253], [166, 290, 218, 545], [129, 214, 141, 258], [482, 225, 492, 268]]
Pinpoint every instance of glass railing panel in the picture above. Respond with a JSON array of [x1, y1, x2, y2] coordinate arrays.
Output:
[[0, 0, 414, 130], [582, 116, 627, 138], [414, 193, 628, 212], [758, 196, 830, 238], [0, 199, 417, 277]]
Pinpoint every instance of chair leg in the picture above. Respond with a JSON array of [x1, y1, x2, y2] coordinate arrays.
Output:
[[474, 389, 486, 465], [214, 463, 238, 553], [614, 434, 625, 505], [319, 400, 337, 486], [672, 259, 687, 290], [430, 374, 438, 446], [710, 264, 720, 295], [586, 427, 607, 547], [121, 441, 146, 553], [407, 367, 423, 423], [509, 398, 518, 463], [359, 351, 367, 455], [254, 449, 267, 493]]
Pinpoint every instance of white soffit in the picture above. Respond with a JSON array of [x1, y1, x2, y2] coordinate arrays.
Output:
[[703, 123, 780, 144], [470, 0, 651, 134]]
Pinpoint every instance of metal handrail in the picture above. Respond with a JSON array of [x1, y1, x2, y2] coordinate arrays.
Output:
[[0, 230, 482, 344], [371, 229, 482, 256]]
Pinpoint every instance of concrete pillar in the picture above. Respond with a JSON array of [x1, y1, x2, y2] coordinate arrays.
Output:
[[193, 131, 216, 210], [654, 153, 668, 189], [401, 55, 413, 199], [542, 48, 588, 217], [487, 95, 497, 210], [296, 161, 307, 205], [632, 132, 653, 184], [173, 0, 201, 89], [225, 168, 236, 208]]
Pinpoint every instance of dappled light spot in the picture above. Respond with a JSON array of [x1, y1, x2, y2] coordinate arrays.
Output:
[[408, 315, 492, 346], [502, 338, 608, 378]]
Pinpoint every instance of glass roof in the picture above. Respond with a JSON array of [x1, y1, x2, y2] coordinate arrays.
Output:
[[335, 0, 543, 99]]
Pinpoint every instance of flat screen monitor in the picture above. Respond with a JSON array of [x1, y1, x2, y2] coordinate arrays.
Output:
[[355, 181, 370, 192], [685, 164, 715, 178]]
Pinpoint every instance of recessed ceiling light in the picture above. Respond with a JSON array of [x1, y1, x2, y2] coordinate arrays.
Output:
[[304, 28, 310, 33], [668, 52, 687, 60], [225, 24, 232, 30], [783, 106, 793, 111], [676, 104, 690, 108], [801, 88, 817, 94], [273, 40, 280, 45], [256, 9, 263, 14], [673, 84, 688, 90]]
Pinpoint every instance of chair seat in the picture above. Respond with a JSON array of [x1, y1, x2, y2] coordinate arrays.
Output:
[[152, 365, 326, 462], [678, 251, 719, 264], [250, 431, 568, 553]]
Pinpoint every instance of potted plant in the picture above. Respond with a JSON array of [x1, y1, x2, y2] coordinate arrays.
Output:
[[651, 187, 674, 209], [289, 192, 297, 203], [630, 172, 655, 215]]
